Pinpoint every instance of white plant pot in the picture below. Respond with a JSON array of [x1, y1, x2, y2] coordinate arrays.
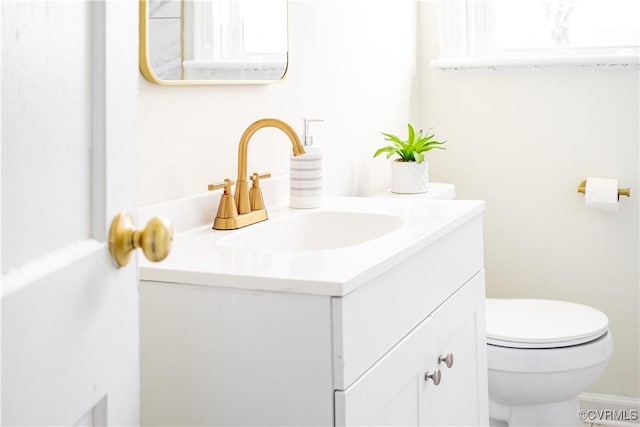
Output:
[[390, 160, 429, 194]]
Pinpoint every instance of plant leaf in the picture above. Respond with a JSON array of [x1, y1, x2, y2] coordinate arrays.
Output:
[[376, 125, 447, 160], [373, 146, 394, 158], [418, 139, 446, 152], [407, 124, 415, 147], [381, 132, 403, 145], [394, 140, 409, 152]]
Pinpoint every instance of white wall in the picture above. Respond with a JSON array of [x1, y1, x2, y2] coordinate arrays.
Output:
[[138, 0, 639, 400], [419, 3, 639, 398], [138, 0, 418, 206]]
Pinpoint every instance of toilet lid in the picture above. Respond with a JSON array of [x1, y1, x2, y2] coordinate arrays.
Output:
[[486, 298, 609, 349]]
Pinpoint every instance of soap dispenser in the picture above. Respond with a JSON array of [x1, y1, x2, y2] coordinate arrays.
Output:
[[290, 118, 324, 208]]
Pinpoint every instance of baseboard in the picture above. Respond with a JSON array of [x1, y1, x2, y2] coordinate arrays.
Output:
[[579, 393, 640, 426]]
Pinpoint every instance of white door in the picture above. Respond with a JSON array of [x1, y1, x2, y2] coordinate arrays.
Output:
[[2, 1, 143, 425]]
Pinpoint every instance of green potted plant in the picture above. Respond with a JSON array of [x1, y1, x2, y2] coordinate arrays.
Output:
[[373, 123, 446, 193]]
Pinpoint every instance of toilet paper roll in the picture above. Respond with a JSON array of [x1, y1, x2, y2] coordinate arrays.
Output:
[[585, 177, 619, 213]]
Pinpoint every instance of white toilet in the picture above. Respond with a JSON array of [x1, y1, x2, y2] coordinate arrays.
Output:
[[486, 298, 612, 426], [373, 184, 614, 426]]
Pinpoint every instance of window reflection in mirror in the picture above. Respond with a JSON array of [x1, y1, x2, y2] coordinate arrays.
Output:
[[142, 0, 288, 84]]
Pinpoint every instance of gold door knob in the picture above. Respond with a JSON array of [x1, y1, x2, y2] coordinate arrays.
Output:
[[108, 212, 173, 267]]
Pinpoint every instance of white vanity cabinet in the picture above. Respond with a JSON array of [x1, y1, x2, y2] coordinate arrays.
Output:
[[335, 272, 487, 426], [139, 199, 488, 427]]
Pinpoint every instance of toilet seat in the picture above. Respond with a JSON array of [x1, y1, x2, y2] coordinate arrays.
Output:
[[486, 298, 609, 349]]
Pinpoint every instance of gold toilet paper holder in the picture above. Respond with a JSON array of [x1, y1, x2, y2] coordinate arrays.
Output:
[[577, 180, 631, 197]]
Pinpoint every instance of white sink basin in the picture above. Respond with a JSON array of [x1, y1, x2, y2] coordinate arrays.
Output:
[[139, 192, 485, 296], [218, 211, 404, 251]]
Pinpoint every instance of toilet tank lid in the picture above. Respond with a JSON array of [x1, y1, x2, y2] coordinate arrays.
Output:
[[485, 298, 609, 348]]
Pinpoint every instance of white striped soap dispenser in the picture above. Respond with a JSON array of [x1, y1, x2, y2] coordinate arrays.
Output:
[[290, 118, 324, 208]]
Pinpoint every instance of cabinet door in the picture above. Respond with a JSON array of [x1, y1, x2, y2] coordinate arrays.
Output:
[[416, 307, 445, 426], [419, 271, 489, 426], [335, 319, 424, 427], [336, 271, 488, 427]]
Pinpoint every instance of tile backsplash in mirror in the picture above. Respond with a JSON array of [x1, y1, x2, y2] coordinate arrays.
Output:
[[148, 0, 181, 80]]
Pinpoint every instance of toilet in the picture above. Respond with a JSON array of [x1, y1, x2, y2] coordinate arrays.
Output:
[[373, 184, 614, 426], [486, 298, 612, 427]]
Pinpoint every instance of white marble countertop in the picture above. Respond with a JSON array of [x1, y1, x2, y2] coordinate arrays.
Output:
[[139, 196, 484, 296]]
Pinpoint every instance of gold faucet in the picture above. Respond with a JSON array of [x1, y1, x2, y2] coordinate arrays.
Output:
[[208, 118, 306, 230]]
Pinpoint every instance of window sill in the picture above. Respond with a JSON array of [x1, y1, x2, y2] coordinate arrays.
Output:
[[430, 54, 640, 70]]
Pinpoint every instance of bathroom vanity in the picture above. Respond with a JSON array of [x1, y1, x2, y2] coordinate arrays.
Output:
[[139, 195, 488, 426]]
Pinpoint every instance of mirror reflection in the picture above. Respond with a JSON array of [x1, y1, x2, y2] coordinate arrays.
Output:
[[141, 0, 288, 84]]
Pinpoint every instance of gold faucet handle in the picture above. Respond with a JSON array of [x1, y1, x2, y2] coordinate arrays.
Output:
[[208, 179, 238, 225], [208, 179, 235, 194], [249, 172, 271, 211], [250, 172, 271, 187]]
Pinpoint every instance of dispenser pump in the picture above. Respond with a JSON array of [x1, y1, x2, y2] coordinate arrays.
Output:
[[290, 118, 325, 208], [303, 118, 324, 146]]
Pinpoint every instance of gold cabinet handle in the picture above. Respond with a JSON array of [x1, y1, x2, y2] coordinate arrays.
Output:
[[108, 212, 173, 268]]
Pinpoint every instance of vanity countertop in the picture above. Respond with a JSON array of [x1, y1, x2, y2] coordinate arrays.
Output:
[[139, 196, 484, 297]]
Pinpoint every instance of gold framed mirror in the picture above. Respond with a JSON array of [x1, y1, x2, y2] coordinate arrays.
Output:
[[139, 0, 289, 85]]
